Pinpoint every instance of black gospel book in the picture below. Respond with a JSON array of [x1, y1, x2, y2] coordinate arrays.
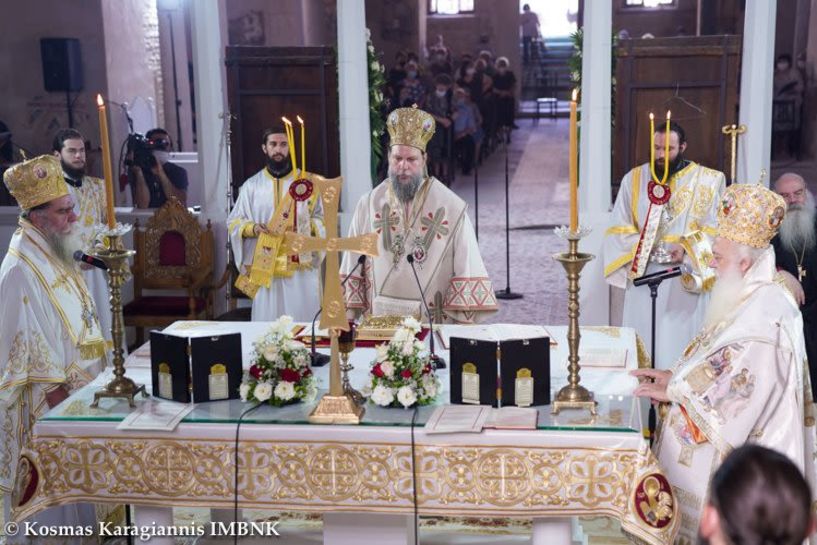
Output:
[[499, 338, 550, 407], [449, 337, 499, 407], [150, 331, 242, 403]]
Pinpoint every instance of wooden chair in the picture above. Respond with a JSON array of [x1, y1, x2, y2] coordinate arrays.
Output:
[[124, 198, 215, 345]]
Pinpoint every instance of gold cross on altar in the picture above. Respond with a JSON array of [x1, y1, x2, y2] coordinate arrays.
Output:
[[282, 175, 378, 331]]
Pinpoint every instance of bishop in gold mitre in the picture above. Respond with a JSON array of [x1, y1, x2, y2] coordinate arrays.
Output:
[[0, 155, 106, 532], [632, 183, 815, 544], [340, 106, 497, 323]]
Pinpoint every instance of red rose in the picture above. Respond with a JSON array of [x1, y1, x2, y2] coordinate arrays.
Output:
[[302, 368, 313, 377], [372, 363, 384, 378], [423, 364, 432, 374], [401, 369, 413, 379], [281, 368, 301, 383], [249, 364, 262, 379]]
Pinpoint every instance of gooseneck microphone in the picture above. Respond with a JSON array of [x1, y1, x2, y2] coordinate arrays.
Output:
[[73, 251, 108, 271], [406, 254, 446, 369], [309, 254, 366, 367], [632, 266, 682, 287]]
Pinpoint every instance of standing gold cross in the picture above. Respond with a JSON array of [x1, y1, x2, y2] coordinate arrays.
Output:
[[721, 124, 747, 184]]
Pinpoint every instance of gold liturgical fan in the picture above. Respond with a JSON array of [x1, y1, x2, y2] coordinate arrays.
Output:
[[282, 175, 378, 424]]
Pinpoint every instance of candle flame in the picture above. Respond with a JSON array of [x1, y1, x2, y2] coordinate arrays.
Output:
[[296, 115, 304, 124], [666, 110, 671, 119], [96, 94, 104, 107], [649, 112, 654, 120], [571, 89, 578, 102], [281, 116, 292, 126]]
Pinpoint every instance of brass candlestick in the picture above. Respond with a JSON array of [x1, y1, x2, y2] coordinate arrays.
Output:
[[551, 227, 597, 415], [90, 226, 147, 408], [308, 329, 365, 424]]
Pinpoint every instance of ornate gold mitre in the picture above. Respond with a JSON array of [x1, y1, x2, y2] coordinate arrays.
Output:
[[387, 106, 435, 152], [2, 155, 68, 210], [716, 183, 787, 248]]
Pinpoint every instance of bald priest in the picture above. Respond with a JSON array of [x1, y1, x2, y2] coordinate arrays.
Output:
[[340, 107, 497, 323]]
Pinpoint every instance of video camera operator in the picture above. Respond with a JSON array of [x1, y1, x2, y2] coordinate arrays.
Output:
[[126, 127, 188, 208]]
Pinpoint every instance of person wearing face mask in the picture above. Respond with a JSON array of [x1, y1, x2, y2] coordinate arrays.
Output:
[[128, 127, 188, 208], [603, 121, 726, 368], [400, 61, 427, 109], [425, 74, 453, 183], [51, 128, 113, 345], [226, 125, 325, 321], [451, 87, 479, 175], [493, 57, 518, 135]]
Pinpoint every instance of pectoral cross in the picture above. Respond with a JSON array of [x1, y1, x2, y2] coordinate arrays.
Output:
[[798, 265, 807, 282], [721, 123, 747, 185]]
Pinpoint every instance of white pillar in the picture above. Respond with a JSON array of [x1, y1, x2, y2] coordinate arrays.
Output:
[[190, 0, 229, 316], [578, 0, 613, 325], [737, 0, 777, 187], [337, 0, 373, 232]]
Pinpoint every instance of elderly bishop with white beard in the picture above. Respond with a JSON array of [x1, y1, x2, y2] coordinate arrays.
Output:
[[340, 106, 497, 323], [0, 155, 107, 536], [772, 172, 817, 398], [631, 183, 815, 544]]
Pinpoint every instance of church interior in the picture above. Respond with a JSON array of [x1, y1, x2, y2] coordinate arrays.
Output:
[[1, 1, 817, 544]]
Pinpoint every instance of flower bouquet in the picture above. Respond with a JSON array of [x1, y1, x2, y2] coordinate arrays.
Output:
[[364, 317, 440, 408], [239, 316, 317, 406]]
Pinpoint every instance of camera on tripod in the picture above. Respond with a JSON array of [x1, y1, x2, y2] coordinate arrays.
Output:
[[124, 133, 160, 170]]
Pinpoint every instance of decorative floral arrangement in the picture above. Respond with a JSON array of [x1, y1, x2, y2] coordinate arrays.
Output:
[[239, 315, 317, 406], [364, 317, 440, 408], [366, 27, 387, 181]]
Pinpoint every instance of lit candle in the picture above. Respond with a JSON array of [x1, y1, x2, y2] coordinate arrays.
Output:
[[96, 94, 116, 229], [281, 116, 298, 174], [569, 89, 578, 232], [649, 112, 657, 183], [296, 115, 305, 175], [661, 111, 671, 184]]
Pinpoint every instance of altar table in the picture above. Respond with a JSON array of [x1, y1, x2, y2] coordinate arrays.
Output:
[[12, 322, 677, 545]]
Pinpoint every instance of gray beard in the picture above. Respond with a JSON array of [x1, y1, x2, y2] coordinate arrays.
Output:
[[389, 173, 423, 203], [48, 228, 83, 269], [779, 200, 816, 254]]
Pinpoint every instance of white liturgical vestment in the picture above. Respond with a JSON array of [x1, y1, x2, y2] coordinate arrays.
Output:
[[603, 162, 725, 368], [227, 168, 325, 321], [340, 177, 497, 324], [0, 220, 107, 537], [653, 248, 815, 543]]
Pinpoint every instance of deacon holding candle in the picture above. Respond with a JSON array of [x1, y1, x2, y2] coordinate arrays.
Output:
[[226, 120, 326, 321], [602, 115, 726, 368]]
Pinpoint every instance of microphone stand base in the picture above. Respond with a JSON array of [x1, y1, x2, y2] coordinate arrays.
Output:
[[311, 352, 331, 367], [495, 288, 523, 300], [429, 353, 447, 370]]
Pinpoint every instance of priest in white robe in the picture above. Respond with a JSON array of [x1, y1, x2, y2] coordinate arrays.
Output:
[[632, 183, 815, 544], [227, 125, 325, 321], [603, 122, 725, 368], [0, 156, 107, 542], [52, 128, 112, 344], [340, 106, 497, 324]]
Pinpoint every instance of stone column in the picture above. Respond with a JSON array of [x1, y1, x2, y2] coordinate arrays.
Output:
[[337, 0, 373, 232], [577, 0, 613, 325], [190, 0, 229, 316], [737, 0, 777, 186]]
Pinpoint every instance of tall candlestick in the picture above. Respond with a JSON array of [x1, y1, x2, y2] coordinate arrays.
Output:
[[569, 89, 578, 232], [297, 115, 305, 175], [281, 116, 298, 175], [96, 94, 116, 229]]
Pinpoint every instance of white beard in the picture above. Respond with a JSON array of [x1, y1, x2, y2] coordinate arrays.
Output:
[[778, 194, 816, 253], [703, 265, 747, 330], [49, 226, 83, 269]]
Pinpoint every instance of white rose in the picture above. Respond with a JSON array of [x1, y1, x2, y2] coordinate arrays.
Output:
[[397, 386, 417, 408], [392, 329, 409, 343], [368, 46, 375, 54], [401, 341, 415, 356], [376, 343, 389, 360], [263, 346, 279, 362], [254, 382, 273, 402], [380, 360, 395, 378], [274, 381, 296, 401], [402, 317, 421, 332], [239, 383, 250, 401], [273, 315, 294, 337], [413, 339, 425, 351], [371, 384, 395, 406], [422, 374, 438, 399]]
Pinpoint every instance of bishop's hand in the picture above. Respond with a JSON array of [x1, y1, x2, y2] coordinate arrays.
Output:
[[631, 369, 673, 403], [778, 269, 805, 305]]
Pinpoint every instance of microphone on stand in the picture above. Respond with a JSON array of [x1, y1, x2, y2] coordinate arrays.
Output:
[[632, 266, 682, 287], [310, 254, 366, 367], [406, 254, 446, 369], [73, 250, 108, 271]]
